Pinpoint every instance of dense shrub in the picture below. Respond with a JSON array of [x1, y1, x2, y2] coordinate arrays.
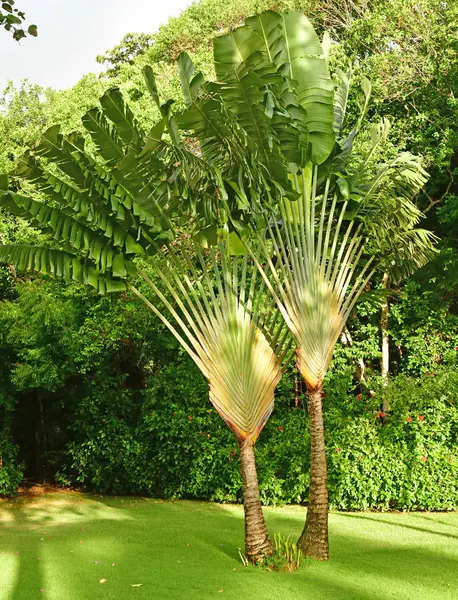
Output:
[[59, 359, 458, 510], [0, 438, 23, 496], [0, 389, 23, 496], [327, 368, 458, 510]]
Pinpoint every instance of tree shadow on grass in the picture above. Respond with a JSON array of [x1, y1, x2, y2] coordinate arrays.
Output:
[[417, 513, 458, 529], [340, 512, 458, 541], [0, 518, 43, 599], [0, 493, 134, 599], [2, 497, 458, 600]]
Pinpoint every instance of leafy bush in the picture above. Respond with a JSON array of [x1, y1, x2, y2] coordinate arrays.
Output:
[[0, 389, 23, 496], [326, 368, 458, 510], [0, 438, 23, 496], [60, 358, 458, 511], [389, 280, 458, 375]]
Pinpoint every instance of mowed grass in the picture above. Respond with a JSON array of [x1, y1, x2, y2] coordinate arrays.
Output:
[[0, 493, 457, 600]]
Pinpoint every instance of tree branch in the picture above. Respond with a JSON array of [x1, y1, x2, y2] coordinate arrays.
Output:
[[423, 175, 454, 214]]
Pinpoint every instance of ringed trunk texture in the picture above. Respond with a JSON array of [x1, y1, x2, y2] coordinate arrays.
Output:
[[238, 437, 273, 563], [298, 387, 329, 560]]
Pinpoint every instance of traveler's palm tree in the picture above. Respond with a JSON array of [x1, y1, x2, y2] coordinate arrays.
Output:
[[0, 86, 291, 564], [132, 243, 291, 562], [251, 71, 437, 559], [0, 9, 331, 563]]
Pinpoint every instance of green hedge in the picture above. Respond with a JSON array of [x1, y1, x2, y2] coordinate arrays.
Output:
[[55, 361, 458, 510], [326, 369, 458, 510], [0, 390, 23, 497], [0, 438, 23, 496]]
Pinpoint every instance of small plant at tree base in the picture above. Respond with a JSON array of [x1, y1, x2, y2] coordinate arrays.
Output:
[[238, 548, 249, 567], [239, 533, 301, 571], [270, 533, 301, 572]]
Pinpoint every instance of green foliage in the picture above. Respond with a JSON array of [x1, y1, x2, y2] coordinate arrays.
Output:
[[0, 0, 456, 512], [0, 0, 37, 41], [0, 383, 22, 496], [0, 268, 456, 509], [146, 0, 458, 289], [0, 437, 22, 496], [96, 33, 155, 77], [65, 362, 241, 498], [147, 0, 304, 64], [250, 532, 301, 570], [0, 275, 169, 487], [0, 264, 16, 300], [327, 368, 458, 510], [51, 358, 458, 511], [57, 359, 308, 501], [270, 533, 301, 571], [63, 386, 150, 494], [389, 280, 458, 374], [0, 81, 181, 292], [0, 280, 81, 391], [0, 77, 106, 172], [1, 7, 342, 300]]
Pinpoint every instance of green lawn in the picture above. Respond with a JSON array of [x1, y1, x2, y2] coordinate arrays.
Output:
[[0, 493, 457, 600]]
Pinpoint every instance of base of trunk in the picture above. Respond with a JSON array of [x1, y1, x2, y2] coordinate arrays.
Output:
[[239, 437, 273, 563], [297, 507, 329, 560]]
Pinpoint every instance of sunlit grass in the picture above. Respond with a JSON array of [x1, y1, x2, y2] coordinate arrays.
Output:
[[0, 493, 457, 600]]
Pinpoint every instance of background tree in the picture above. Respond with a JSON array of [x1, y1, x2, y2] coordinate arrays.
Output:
[[96, 33, 155, 78], [0, 0, 36, 41]]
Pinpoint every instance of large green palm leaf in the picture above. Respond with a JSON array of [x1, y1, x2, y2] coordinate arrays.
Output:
[[222, 11, 335, 165], [0, 244, 126, 293]]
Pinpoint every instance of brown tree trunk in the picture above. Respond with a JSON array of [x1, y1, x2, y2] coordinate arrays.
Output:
[[35, 393, 47, 481], [238, 437, 273, 563], [381, 273, 390, 413], [341, 327, 366, 382], [297, 387, 329, 560]]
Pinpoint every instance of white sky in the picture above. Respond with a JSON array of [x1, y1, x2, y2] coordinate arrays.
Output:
[[0, 0, 193, 91]]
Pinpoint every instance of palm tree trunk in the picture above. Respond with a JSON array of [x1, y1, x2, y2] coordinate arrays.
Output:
[[297, 387, 329, 560], [238, 437, 273, 563]]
